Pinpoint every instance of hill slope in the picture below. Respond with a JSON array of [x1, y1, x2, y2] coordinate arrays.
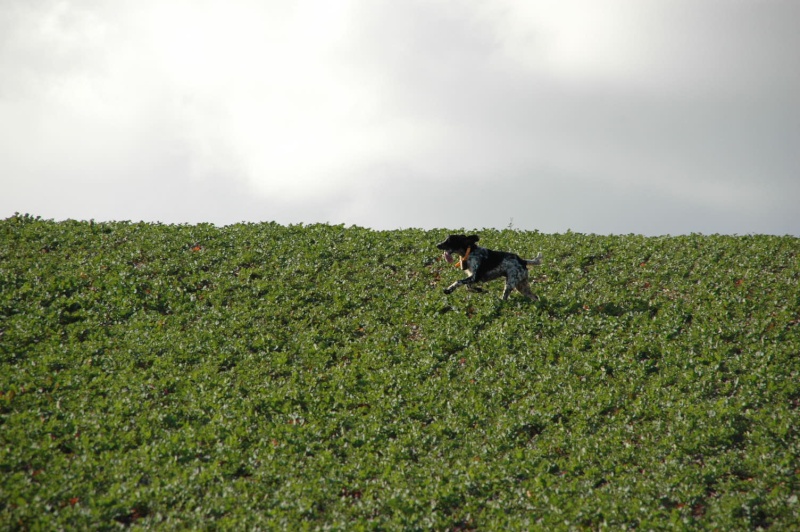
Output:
[[2, 215, 799, 529]]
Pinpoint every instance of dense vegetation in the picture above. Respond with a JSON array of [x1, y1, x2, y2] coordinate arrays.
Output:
[[2, 214, 799, 529]]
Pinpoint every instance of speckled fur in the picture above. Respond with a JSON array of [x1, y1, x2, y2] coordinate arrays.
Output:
[[436, 234, 542, 300]]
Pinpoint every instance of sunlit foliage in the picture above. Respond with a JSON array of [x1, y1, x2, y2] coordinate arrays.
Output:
[[2, 215, 799, 529]]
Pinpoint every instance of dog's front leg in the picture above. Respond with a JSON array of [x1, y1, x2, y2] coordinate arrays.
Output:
[[443, 280, 462, 294], [443, 271, 479, 294]]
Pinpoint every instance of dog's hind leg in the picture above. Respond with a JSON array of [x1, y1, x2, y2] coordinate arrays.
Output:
[[502, 281, 515, 300], [515, 280, 538, 301], [503, 268, 528, 300], [503, 283, 514, 301]]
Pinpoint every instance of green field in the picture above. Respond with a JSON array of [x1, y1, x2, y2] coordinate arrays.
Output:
[[2, 214, 799, 529]]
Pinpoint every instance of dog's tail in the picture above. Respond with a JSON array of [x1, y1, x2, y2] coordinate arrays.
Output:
[[525, 252, 543, 266]]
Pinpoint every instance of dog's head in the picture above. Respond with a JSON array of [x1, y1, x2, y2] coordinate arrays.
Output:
[[437, 234, 479, 263]]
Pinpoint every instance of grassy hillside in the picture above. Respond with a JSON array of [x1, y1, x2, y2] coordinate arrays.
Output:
[[2, 214, 799, 529]]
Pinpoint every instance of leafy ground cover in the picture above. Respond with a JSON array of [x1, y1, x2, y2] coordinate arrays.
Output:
[[1, 214, 799, 529]]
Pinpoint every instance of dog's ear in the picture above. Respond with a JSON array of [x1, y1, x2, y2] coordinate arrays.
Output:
[[468, 235, 480, 244]]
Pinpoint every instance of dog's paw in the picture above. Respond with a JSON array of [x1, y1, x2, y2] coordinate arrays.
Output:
[[443, 287, 454, 294]]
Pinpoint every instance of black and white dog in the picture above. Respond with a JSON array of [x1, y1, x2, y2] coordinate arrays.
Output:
[[437, 234, 543, 300]]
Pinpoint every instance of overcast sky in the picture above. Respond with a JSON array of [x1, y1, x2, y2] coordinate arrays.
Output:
[[2, 0, 798, 235]]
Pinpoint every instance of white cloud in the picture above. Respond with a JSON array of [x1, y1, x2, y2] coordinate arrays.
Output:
[[492, 1, 648, 81], [490, 0, 800, 102], [133, 0, 405, 199], [0, 0, 798, 234]]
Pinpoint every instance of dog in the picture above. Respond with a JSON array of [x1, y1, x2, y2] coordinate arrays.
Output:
[[437, 234, 543, 300]]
